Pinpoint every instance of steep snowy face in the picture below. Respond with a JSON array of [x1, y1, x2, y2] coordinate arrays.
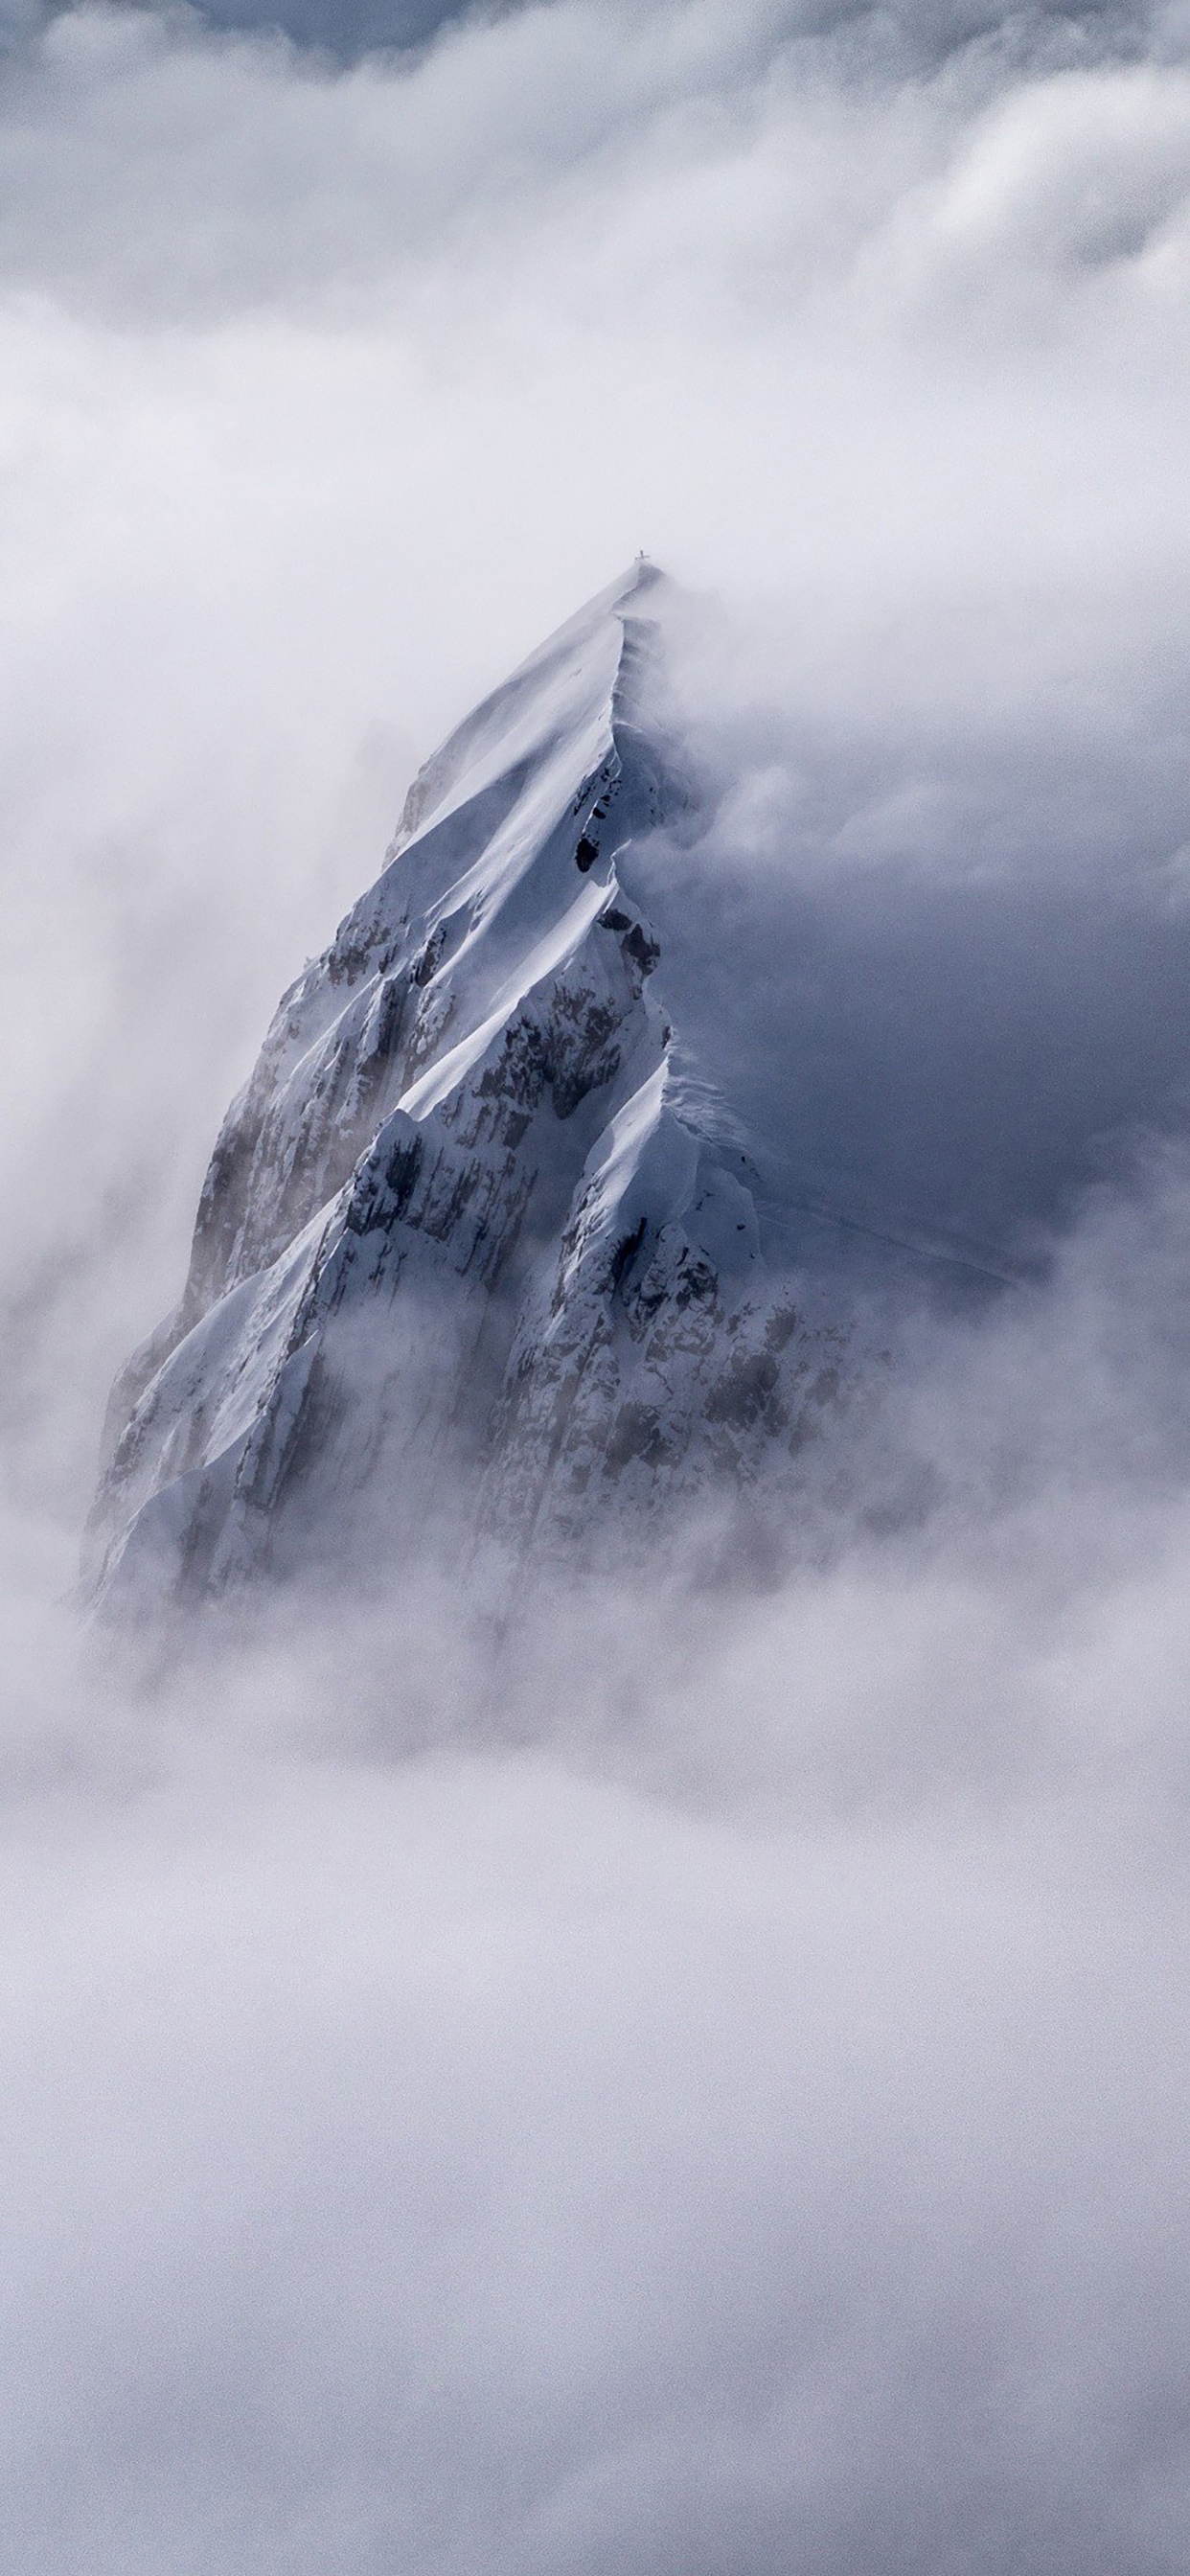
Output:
[[88, 564, 850, 1612]]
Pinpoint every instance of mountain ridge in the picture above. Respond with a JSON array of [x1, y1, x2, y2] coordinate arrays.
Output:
[[88, 564, 854, 1612]]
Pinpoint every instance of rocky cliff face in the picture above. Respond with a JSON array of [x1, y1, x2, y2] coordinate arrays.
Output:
[[88, 564, 853, 1612]]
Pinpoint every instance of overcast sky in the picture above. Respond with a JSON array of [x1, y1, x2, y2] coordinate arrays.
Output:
[[2, 3, 1190, 2568], [6, 0, 1168, 56]]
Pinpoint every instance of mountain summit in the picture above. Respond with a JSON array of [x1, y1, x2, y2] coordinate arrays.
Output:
[[88, 566, 851, 1611]]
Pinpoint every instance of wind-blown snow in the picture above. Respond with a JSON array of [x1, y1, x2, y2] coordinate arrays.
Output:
[[89, 563, 857, 1610]]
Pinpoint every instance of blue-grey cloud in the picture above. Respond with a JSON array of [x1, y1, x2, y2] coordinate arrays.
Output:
[[154, 0, 1172, 60], [2, 0, 502, 47], [148, 0, 507, 48], [6, 0, 1179, 66]]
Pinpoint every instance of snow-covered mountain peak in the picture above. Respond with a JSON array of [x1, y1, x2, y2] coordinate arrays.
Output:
[[88, 567, 853, 1612], [387, 552, 668, 854], [172, 563, 682, 1330]]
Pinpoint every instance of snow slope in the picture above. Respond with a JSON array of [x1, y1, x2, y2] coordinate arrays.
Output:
[[88, 564, 854, 1610]]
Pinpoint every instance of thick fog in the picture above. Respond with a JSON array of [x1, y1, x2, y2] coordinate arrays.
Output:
[[2, 1, 1190, 2567]]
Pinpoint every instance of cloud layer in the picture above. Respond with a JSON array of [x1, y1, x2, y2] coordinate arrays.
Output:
[[4, 1724, 1188, 2576]]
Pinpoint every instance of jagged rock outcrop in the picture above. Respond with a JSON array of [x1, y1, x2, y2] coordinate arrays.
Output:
[[88, 562, 853, 1612]]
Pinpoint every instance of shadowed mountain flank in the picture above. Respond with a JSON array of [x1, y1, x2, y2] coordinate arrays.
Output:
[[89, 565, 860, 1612]]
